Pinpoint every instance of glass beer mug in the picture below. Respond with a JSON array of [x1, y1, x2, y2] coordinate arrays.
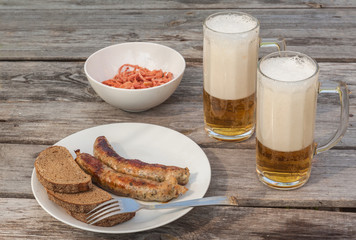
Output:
[[203, 12, 286, 141], [256, 51, 349, 189]]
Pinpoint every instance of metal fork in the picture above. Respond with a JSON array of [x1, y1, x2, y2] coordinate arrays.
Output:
[[86, 196, 238, 225]]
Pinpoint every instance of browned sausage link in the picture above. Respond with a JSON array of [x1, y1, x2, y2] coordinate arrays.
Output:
[[74, 150, 187, 202], [93, 136, 190, 185]]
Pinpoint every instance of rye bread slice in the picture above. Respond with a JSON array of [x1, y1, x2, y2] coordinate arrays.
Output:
[[47, 185, 136, 226], [46, 185, 112, 213], [66, 210, 135, 227], [35, 146, 92, 193]]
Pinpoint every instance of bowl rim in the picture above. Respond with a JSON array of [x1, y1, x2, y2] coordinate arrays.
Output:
[[84, 42, 186, 92]]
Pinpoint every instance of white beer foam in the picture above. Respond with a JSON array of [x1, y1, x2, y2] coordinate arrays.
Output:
[[203, 13, 259, 100], [260, 56, 316, 82], [256, 56, 319, 152], [206, 14, 257, 33]]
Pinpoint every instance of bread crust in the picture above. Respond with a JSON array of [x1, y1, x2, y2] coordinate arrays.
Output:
[[66, 210, 135, 227], [46, 186, 135, 226], [36, 168, 92, 193], [35, 146, 92, 193], [36, 146, 136, 227], [46, 185, 111, 213]]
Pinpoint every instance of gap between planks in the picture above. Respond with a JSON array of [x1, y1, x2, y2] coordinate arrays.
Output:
[[2, 6, 356, 10], [0, 140, 355, 150], [1, 57, 356, 63]]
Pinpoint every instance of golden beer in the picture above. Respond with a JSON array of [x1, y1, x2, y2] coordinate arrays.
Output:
[[203, 12, 259, 141], [256, 51, 319, 189], [256, 51, 349, 189], [256, 139, 315, 188], [203, 89, 255, 140]]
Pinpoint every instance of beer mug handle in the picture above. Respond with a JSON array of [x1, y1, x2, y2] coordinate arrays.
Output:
[[260, 38, 286, 51], [315, 81, 350, 154]]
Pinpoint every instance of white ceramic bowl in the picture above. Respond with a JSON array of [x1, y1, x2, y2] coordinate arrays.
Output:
[[84, 42, 186, 112]]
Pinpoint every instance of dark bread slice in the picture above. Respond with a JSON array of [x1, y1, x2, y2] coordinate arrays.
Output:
[[66, 210, 135, 227], [35, 146, 92, 193], [46, 185, 112, 213], [47, 185, 135, 226]]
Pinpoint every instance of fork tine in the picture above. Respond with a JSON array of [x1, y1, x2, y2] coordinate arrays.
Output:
[[87, 198, 118, 215], [86, 202, 120, 222], [87, 207, 124, 225], [86, 206, 122, 225]]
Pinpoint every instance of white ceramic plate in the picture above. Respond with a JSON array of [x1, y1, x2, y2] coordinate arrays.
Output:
[[31, 123, 211, 234]]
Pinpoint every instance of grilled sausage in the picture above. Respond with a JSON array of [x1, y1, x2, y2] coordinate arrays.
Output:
[[74, 150, 188, 202], [93, 136, 190, 185]]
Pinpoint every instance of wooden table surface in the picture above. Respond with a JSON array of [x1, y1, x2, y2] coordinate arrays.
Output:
[[1, 1, 355, 239]]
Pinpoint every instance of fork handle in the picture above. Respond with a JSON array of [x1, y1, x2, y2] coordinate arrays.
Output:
[[148, 196, 238, 210]]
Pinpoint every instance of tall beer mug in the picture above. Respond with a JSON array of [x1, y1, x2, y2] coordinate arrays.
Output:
[[256, 51, 349, 189], [203, 12, 286, 141]]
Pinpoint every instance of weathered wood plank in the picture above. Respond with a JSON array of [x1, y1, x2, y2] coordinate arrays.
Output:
[[1, 0, 355, 10], [1, 198, 355, 239], [0, 101, 354, 148], [1, 2, 355, 239], [205, 148, 356, 208], [1, 61, 355, 102], [0, 9, 355, 60], [0, 61, 355, 147], [0, 143, 42, 198], [2, 143, 356, 208]]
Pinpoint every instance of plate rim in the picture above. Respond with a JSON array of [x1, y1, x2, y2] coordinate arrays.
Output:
[[31, 122, 211, 234]]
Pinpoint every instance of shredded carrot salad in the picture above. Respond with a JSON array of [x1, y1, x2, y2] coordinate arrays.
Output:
[[102, 64, 174, 89]]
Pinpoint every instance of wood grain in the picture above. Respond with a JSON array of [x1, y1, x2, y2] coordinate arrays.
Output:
[[1, 1, 355, 238], [1, 0, 355, 10], [0, 61, 355, 148], [0, 100, 354, 148], [2, 143, 356, 208], [0, 9, 355, 60], [1, 61, 355, 102], [1, 198, 355, 240]]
